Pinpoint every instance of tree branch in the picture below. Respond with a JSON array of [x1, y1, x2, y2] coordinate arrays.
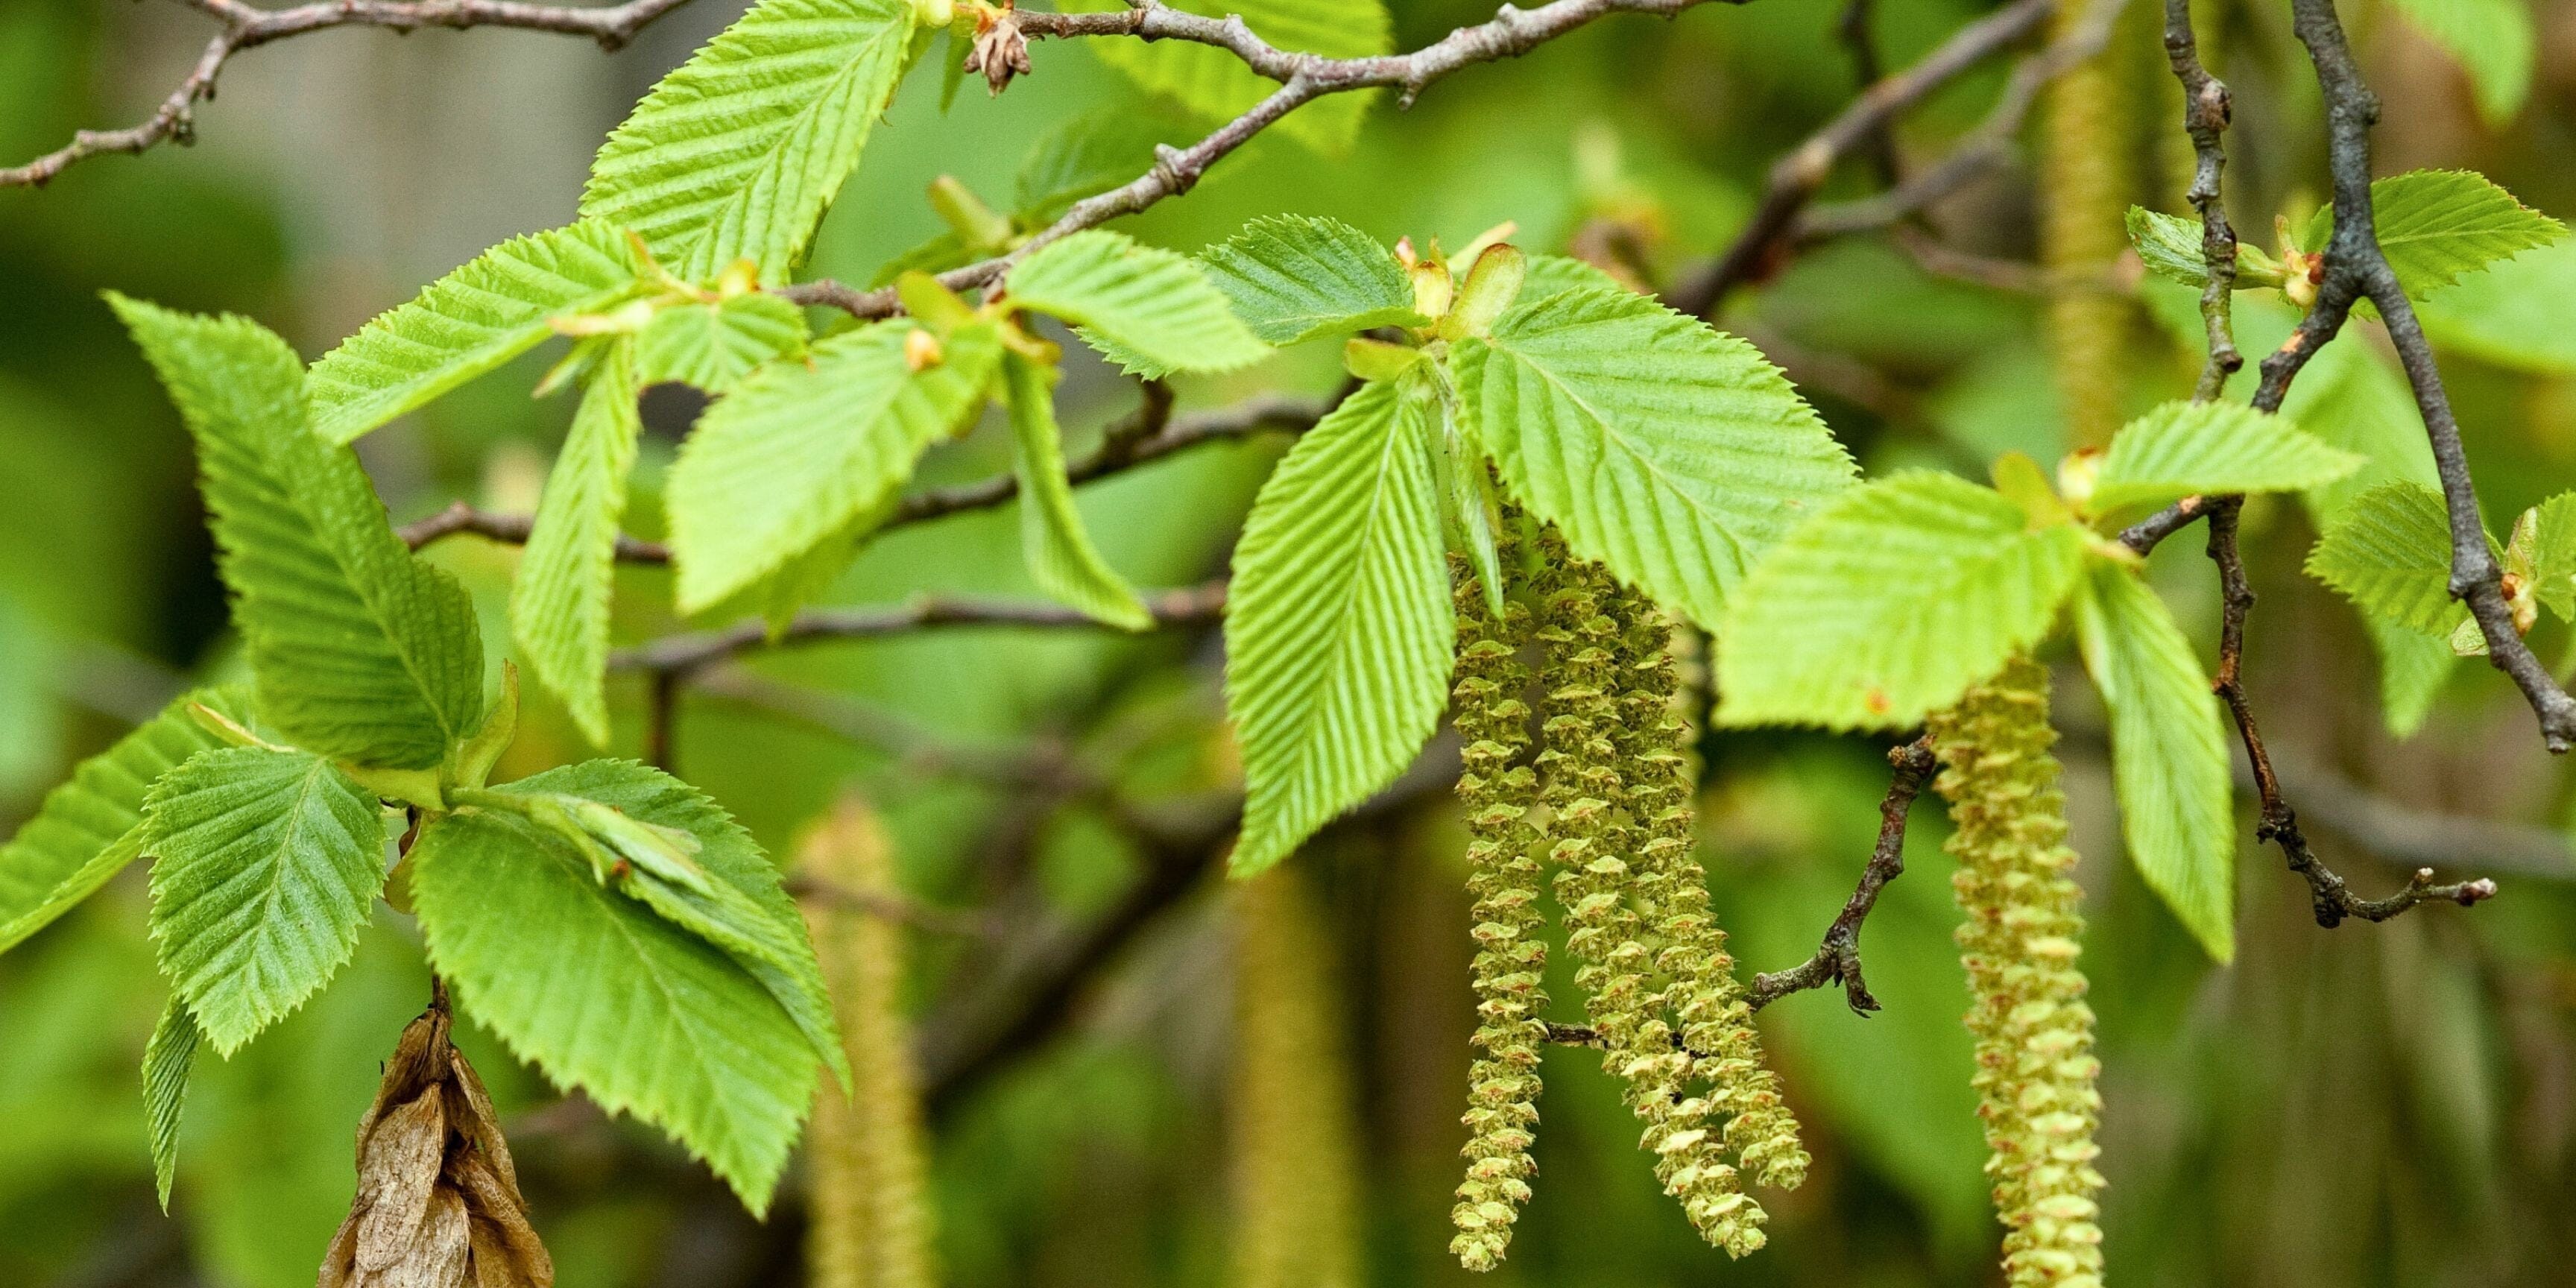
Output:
[[1746, 736, 1938, 1013], [397, 500, 672, 561], [1, 0, 698, 187], [608, 578, 1229, 676]]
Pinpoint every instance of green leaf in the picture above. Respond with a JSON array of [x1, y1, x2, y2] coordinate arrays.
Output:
[[581, 0, 918, 281], [2302, 170, 2564, 299], [2086, 400, 2362, 519], [2387, 0, 2534, 127], [1003, 353, 1152, 629], [1518, 254, 1628, 300], [1063, 0, 1389, 154], [1715, 473, 2088, 731], [409, 765, 825, 1212], [1197, 215, 1427, 345], [1456, 283, 1856, 628], [666, 319, 1001, 615], [2124, 206, 2285, 288], [144, 995, 200, 1212], [1225, 377, 1453, 875], [306, 220, 647, 444], [112, 298, 486, 769], [2418, 241, 2576, 373], [1003, 230, 1269, 374], [142, 745, 387, 1055], [512, 341, 643, 746], [1014, 105, 1202, 222], [2528, 493, 2576, 621], [2370, 616, 2455, 738], [2069, 558, 2235, 963], [636, 291, 810, 393], [2304, 481, 2470, 637], [0, 686, 250, 955]]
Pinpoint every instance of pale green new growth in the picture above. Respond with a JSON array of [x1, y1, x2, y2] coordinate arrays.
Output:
[[306, 219, 646, 443], [2069, 561, 2235, 962], [113, 298, 484, 770], [1002, 352, 1152, 629], [2386, 0, 2534, 127], [144, 995, 200, 1211], [1066, 0, 1389, 153], [2529, 493, 2576, 619], [142, 745, 386, 1055], [2086, 400, 2360, 519], [0, 686, 250, 954], [1004, 230, 1270, 374], [666, 320, 1002, 614], [2303, 169, 2565, 299], [1457, 283, 1854, 631], [1225, 377, 1454, 874], [1198, 215, 1428, 344], [2305, 482, 2473, 637], [514, 342, 643, 745], [637, 291, 810, 392], [411, 761, 829, 1213], [1715, 473, 2086, 731], [2124, 206, 2282, 288], [582, 0, 917, 280]]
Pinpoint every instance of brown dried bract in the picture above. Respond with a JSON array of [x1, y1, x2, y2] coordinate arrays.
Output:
[[321, 994, 552, 1288], [964, 3, 1032, 97]]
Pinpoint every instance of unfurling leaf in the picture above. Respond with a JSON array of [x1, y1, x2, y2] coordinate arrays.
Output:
[[635, 291, 809, 393], [144, 996, 201, 1211], [1198, 215, 1429, 345], [1003, 352, 1152, 628], [1003, 230, 1270, 374], [2123, 206, 2287, 289], [513, 343, 643, 746], [1226, 377, 1453, 875], [2085, 401, 2361, 520]]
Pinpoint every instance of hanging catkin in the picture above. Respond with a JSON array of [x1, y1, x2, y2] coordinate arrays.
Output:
[[801, 799, 938, 1288], [1448, 540, 1548, 1272], [1925, 657, 2106, 1288], [2042, 0, 2136, 449], [1231, 865, 1365, 1288]]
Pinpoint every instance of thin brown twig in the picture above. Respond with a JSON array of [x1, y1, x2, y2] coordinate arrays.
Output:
[[610, 578, 1230, 677], [397, 500, 670, 562], [1746, 736, 1939, 1012]]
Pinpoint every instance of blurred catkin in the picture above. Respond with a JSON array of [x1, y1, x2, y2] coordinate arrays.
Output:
[[1231, 864, 1365, 1288], [2043, 0, 2137, 449], [801, 799, 937, 1288], [1926, 658, 2106, 1288], [1448, 536, 1547, 1272]]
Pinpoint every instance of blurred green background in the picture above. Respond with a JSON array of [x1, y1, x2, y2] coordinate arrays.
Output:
[[6, 0, 2576, 1284]]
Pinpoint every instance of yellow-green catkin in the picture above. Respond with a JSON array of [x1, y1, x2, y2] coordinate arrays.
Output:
[[1232, 865, 1364, 1288], [1449, 544, 1547, 1272], [1925, 658, 2107, 1288], [801, 799, 938, 1288], [2043, 0, 2138, 449]]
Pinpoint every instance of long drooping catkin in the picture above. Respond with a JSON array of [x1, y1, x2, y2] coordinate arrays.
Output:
[[801, 800, 937, 1288], [1231, 865, 1364, 1288], [2042, 0, 2136, 449], [1448, 544, 1547, 1272], [1925, 658, 2106, 1288]]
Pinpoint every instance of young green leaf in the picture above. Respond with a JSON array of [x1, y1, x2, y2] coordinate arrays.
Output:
[[1715, 473, 2088, 731], [2305, 481, 2472, 637], [1002, 353, 1152, 629], [144, 995, 200, 1211], [1063, 0, 1389, 154], [2302, 170, 2565, 299], [2085, 401, 2362, 519], [306, 219, 646, 444], [2386, 0, 2534, 127], [635, 292, 809, 393], [143, 745, 387, 1055], [666, 319, 1002, 615], [113, 298, 486, 769], [2370, 616, 2455, 738], [581, 0, 918, 281], [1455, 283, 1856, 629], [1197, 215, 1427, 344], [2528, 493, 2576, 621], [0, 686, 250, 955], [2124, 206, 2285, 288], [409, 771, 823, 1213], [1003, 230, 1269, 374], [1225, 377, 1453, 875], [512, 341, 643, 746], [2069, 559, 2235, 963]]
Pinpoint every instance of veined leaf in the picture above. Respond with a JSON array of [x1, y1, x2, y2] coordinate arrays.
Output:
[[2305, 482, 2472, 637], [1715, 473, 2087, 731], [2070, 559, 2235, 963], [2528, 493, 2576, 621], [2124, 206, 2284, 288], [113, 298, 485, 769], [1004, 231, 1269, 374], [2387, 0, 2534, 127], [409, 767, 824, 1213], [0, 686, 250, 955], [145, 995, 201, 1211], [666, 319, 1001, 614], [1064, 0, 1389, 154], [1198, 215, 1427, 345], [1456, 283, 1856, 629], [143, 745, 387, 1055], [1225, 377, 1453, 875], [2086, 400, 2361, 519], [306, 220, 646, 444], [513, 341, 643, 746], [636, 292, 809, 393], [1014, 105, 1202, 222], [582, 0, 918, 281], [2371, 615, 2455, 738], [1518, 254, 1628, 300], [2302, 170, 2564, 299], [1003, 352, 1151, 629]]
